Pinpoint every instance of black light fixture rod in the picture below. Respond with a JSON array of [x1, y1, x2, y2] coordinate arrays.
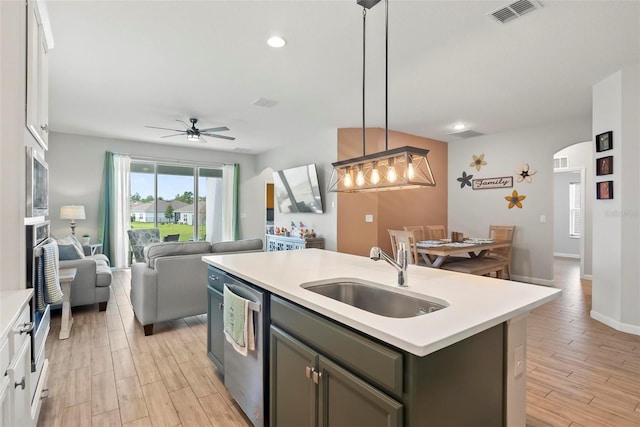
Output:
[[362, 7, 367, 156], [384, 0, 389, 151]]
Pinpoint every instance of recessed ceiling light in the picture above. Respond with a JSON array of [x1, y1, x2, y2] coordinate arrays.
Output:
[[453, 122, 466, 131], [267, 36, 286, 48]]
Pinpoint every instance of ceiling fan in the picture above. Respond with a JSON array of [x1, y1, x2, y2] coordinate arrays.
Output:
[[146, 118, 235, 142]]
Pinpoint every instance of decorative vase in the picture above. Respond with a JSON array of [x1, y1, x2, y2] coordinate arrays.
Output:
[[82, 236, 91, 245]]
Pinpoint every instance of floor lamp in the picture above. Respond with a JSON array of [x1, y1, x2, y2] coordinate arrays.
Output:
[[60, 205, 86, 236]]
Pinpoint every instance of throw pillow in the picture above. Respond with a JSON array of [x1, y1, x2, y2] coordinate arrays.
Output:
[[56, 235, 85, 259], [58, 244, 82, 260]]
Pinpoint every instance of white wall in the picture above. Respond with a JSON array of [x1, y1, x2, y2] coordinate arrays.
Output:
[[0, 0, 27, 291], [256, 128, 338, 251], [47, 132, 265, 243], [591, 64, 640, 335], [553, 171, 580, 257], [448, 117, 591, 285]]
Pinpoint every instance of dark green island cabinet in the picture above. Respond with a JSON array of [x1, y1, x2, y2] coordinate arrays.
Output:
[[270, 295, 505, 427], [208, 265, 506, 426]]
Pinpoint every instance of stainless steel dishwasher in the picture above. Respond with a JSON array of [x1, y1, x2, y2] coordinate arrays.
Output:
[[221, 276, 268, 427]]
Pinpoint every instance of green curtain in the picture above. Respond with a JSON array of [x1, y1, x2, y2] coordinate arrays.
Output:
[[232, 164, 240, 239], [97, 152, 115, 260]]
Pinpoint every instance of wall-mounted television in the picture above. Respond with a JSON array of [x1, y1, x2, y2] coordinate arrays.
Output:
[[26, 146, 49, 218], [273, 164, 324, 214]]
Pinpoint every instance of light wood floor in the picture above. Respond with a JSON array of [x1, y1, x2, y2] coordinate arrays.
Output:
[[526, 258, 640, 426], [37, 258, 639, 426]]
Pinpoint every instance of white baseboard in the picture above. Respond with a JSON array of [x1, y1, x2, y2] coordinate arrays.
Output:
[[553, 253, 580, 259], [590, 310, 640, 336], [510, 275, 555, 287], [580, 274, 592, 281]]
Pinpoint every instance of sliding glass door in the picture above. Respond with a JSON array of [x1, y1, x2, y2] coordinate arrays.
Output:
[[130, 161, 222, 242]]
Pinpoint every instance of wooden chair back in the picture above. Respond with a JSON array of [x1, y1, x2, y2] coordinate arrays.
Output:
[[488, 225, 515, 279], [426, 225, 446, 241], [388, 229, 418, 265], [403, 225, 425, 242]]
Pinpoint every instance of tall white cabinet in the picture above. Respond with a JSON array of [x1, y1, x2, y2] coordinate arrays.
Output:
[[26, 0, 53, 151]]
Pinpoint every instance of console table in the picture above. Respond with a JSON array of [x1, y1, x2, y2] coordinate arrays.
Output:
[[58, 268, 77, 340], [266, 234, 325, 252]]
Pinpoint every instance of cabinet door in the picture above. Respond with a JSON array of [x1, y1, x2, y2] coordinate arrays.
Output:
[[7, 340, 31, 427], [26, 0, 49, 150], [207, 287, 224, 369], [318, 356, 403, 427], [0, 375, 10, 427], [270, 326, 319, 427]]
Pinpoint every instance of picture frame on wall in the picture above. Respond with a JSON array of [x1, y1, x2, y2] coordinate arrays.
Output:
[[596, 156, 613, 176], [595, 131, 613, 152], [596, 181, 614, 200]]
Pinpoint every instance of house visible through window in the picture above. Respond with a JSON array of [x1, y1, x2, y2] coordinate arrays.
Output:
[[130, 161, 223, 242], [569, 182, 581, 238]]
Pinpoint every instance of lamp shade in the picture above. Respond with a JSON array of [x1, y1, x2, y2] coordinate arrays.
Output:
[[60, 205, 86, 220]]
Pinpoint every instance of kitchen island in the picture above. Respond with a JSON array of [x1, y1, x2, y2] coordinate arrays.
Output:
[[203, 249, 560, 426]]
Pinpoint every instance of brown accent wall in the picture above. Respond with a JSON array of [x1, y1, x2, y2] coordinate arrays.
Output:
[[336, 128, 448, 256]]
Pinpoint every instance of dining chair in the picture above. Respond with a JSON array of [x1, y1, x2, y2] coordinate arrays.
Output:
[[487, 225, 515, 279], [426, 225, 447, 241], [163, 234, 180, 242], [388, 229, 419, 265], [403, 225, 425, 242]]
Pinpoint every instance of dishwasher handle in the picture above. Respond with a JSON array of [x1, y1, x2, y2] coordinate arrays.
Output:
[[224, 283, 262, 313]]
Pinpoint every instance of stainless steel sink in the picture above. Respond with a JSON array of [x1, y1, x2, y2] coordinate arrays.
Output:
[[301, 279, 447, 318]]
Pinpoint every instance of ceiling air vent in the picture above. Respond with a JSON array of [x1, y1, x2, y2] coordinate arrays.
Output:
[[489, 0, 542, 24], [252, 97, 278, 108], [447, 129, 485, 139]]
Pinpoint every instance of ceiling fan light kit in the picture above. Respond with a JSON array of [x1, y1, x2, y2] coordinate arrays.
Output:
[[329, 0, 436, 193]]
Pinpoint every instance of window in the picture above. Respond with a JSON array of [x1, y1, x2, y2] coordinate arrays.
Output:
[[569, 182, 581, 238], [130, 160, 222, 242]]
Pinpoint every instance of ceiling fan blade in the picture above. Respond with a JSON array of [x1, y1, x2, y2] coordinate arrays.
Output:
[[176, 120, 191, 130], [201, 133, 236, 141], [160, 133, 186, 138], [146, 125, 185, 132], [198, 126, 229, 133]]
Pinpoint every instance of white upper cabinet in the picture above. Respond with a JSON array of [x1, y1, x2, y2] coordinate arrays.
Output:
[[26, 0, 54, 151]]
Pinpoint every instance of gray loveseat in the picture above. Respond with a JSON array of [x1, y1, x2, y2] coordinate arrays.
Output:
[[58, 252, 112, 311], [130, 238, 263, 335]]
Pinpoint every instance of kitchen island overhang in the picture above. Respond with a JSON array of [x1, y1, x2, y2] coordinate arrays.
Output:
[[203, 248, 561, 358]]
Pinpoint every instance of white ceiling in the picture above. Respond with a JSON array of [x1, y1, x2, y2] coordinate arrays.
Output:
[[47, 0, 639, 154]]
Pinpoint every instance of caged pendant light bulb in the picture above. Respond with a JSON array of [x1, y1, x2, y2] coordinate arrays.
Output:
[[328, 0, 436, 193]]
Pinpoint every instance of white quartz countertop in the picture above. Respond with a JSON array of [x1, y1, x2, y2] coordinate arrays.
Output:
[[203, 249, 561, 357], [0, 289, 33, 340]]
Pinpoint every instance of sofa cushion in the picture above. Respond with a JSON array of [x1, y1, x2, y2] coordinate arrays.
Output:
[[56, 235, 85, 259], [211, 238, 263, 254], [144, 241, 212, 268]]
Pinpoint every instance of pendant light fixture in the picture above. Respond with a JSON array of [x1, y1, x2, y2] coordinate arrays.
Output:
[[328, 0, 436, 192]]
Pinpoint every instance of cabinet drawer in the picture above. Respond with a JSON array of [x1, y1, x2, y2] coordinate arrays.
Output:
[[0, 339, 8, 374], [207, 266, 229, 293], [12, 305, 31, 355], [271, 296, 403, 398]]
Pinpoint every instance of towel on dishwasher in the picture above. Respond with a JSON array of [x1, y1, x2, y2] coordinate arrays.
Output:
[[223, 285, 255, 356]]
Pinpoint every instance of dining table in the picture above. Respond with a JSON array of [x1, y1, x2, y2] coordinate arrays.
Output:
[[416, 239, 511, 268]]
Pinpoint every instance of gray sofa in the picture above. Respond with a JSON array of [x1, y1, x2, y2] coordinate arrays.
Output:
[[130, 238, 263, 335], [58, 252, 112, 310]]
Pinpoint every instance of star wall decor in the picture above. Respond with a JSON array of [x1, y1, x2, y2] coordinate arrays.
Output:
[[516, 163, 537, 183], [470, 154, 487, 171], [505, 190, 526, 209], [457, 171, 473, 188]]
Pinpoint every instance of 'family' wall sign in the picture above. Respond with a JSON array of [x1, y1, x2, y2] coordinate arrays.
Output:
[[472, 176, 514, 190]]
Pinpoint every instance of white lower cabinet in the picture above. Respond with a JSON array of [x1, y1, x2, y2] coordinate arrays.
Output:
[[7, 339, 30, 427], [0, 290, 36, 427]]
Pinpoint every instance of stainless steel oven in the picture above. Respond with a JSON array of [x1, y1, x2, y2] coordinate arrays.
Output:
[[25, 221, 51, 410]]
